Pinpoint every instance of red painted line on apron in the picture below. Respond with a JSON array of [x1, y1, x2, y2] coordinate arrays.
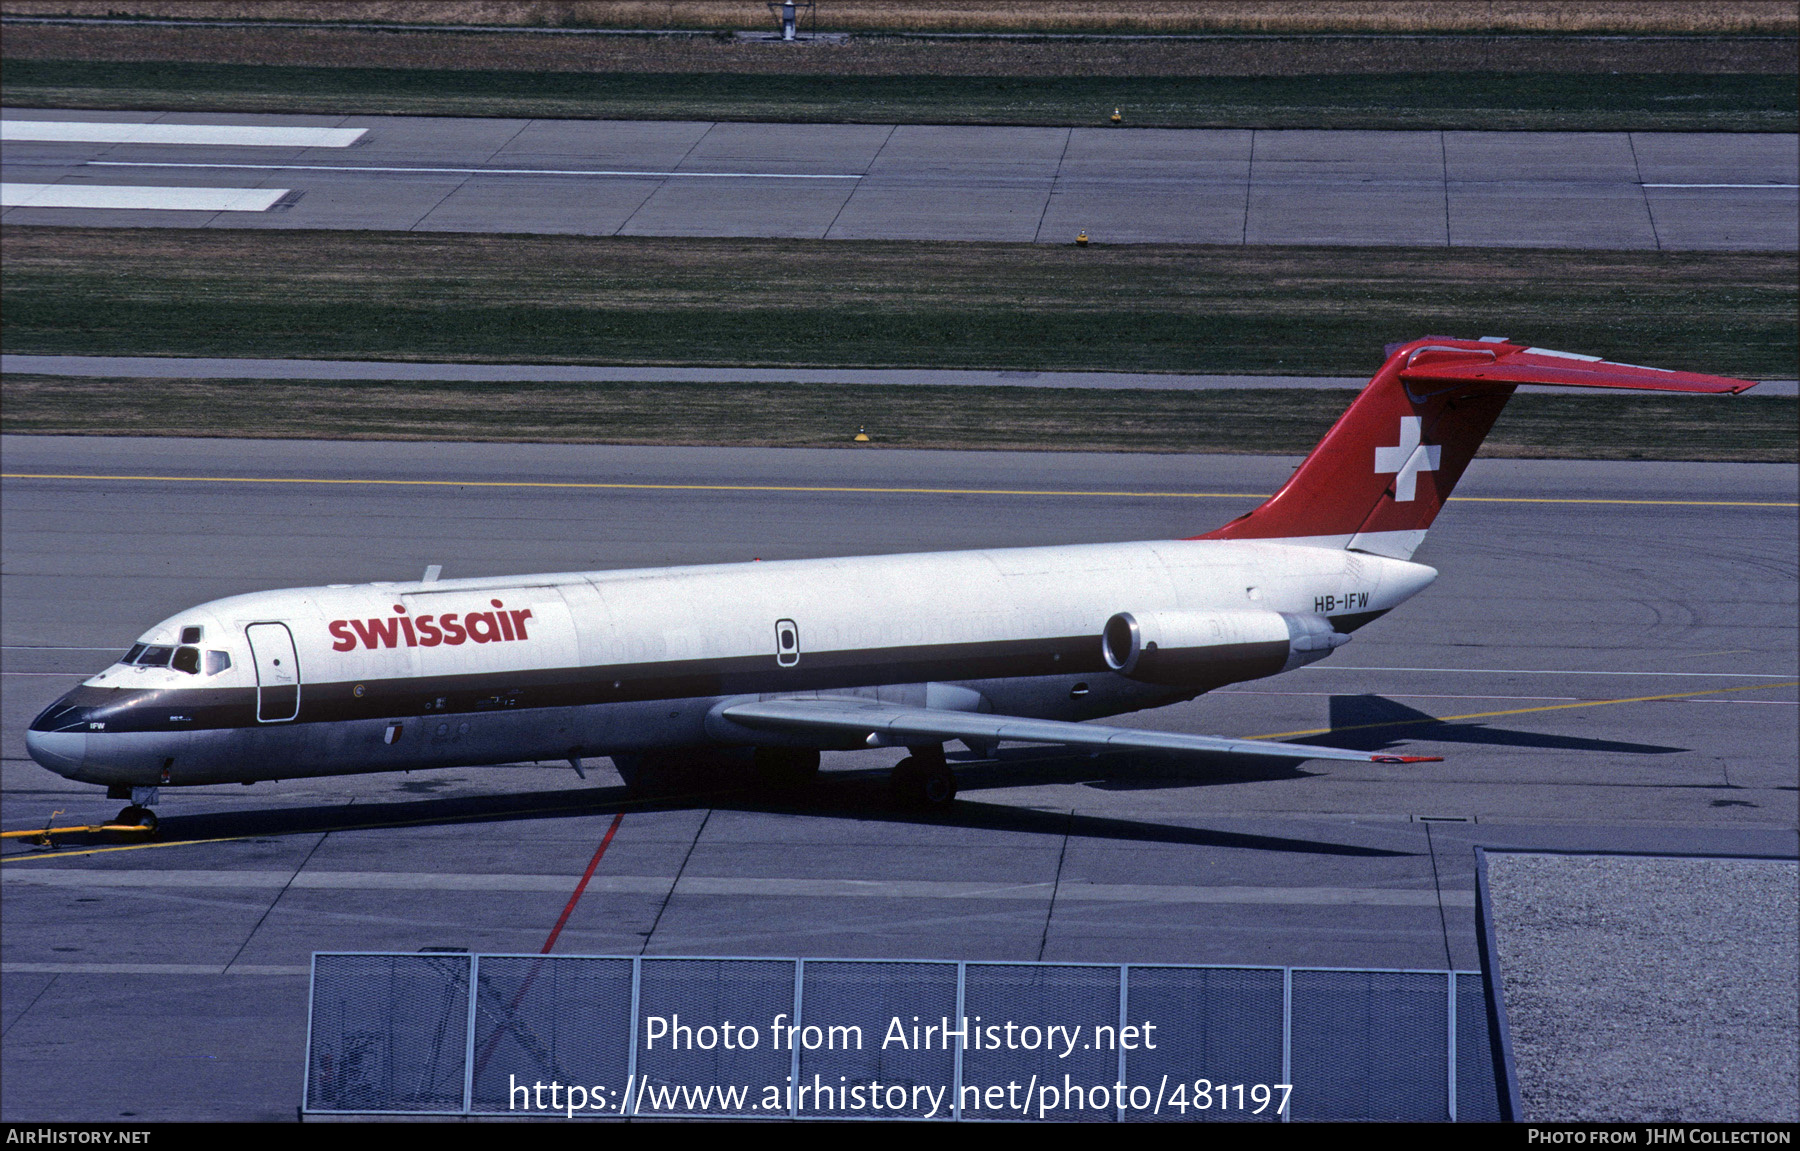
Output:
[[543, 811, 625, 954], [471, 811, 627, 1081]]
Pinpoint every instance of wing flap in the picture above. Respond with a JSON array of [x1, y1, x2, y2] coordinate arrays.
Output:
[[719, 698, 1439, 764]]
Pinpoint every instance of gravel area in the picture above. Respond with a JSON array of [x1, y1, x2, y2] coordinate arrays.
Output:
[[1487, 852, 1799, 1122]]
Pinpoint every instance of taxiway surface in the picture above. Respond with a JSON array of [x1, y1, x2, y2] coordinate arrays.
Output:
[[5, 110, 1796, 248], [2, 436, 1794, 1119]]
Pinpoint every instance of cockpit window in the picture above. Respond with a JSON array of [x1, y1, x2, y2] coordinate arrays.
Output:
[[123, 643, 147, 665], [203, 650, 232, 676], [171, 646, 201, 675], [136, 646, 173, 668]]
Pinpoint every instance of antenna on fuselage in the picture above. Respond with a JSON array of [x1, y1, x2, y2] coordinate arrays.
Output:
[[422, 565, 442, 583]]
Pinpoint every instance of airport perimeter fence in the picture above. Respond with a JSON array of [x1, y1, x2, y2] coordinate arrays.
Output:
[[303, 953, 1507, 1121]]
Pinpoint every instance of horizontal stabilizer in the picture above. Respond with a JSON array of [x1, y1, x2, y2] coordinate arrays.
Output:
[[720, 698, 1440, 765], [1197, 338, 1759, 558], [1399, 345, 1758, 394]]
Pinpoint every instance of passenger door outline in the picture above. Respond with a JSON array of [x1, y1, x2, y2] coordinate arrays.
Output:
[[246, 622, 301, 722]]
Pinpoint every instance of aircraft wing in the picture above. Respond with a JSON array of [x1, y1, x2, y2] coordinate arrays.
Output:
[[718, 698, 1441, 764]]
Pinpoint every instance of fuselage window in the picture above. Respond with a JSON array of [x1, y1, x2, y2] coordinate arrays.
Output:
[[137, 646, 173, 668], [203, 650, 233, 676], [171, 646, 201, 675], [123, 643, 147, 665]]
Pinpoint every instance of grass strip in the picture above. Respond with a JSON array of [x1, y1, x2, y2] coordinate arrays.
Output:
[[3, 377, 1793, 461], [4, 230, 1794, 380], [3, 61, 1793, 131]]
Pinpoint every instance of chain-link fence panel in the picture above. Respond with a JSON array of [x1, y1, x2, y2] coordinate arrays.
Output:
[[793, 960, 959, 1119], [631, 957, 796, 1117], [1290, 969, 1451, 1121], [305, 955, 1502, 1121], [1455, 970, 1503, 1122], [467, 955, 634, 1117], [959, 963, 1122, 1122], [305, 953, 471, 1114], [1122, 965, 1287, 1122]]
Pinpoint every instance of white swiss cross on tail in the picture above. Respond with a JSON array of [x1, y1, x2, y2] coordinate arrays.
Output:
[[1374, 416, 1441, 502]]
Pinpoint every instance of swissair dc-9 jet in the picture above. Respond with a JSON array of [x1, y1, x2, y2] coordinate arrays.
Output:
[[28, 338, 1757, 827]]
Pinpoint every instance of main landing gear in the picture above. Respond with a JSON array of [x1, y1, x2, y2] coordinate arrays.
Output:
[[754, 747, 821, 793], [889, 745, 957, 809]]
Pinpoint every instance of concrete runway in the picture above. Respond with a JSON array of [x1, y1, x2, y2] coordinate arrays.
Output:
[[2, 435, 1794, 1119], [4, 110, 1796, 249]]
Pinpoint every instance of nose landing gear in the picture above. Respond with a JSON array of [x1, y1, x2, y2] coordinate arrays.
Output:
[[105, 785, 161, 833], [109, 806, 159, 833]]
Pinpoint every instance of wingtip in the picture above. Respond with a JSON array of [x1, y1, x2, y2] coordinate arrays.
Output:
[[1372, 754, 1444, 763]]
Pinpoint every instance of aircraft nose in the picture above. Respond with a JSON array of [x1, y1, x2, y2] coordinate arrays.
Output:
[[26, 728, 87, 775]]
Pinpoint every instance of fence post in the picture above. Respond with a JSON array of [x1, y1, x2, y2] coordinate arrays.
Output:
[[1281, 967, 1293, 1123]]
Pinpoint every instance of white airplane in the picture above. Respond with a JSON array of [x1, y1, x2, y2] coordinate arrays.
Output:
[[26, 337, 1756, 828]]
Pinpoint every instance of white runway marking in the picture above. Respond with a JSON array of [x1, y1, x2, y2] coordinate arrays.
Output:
[[0, 868, 1472, 906], [87, 160, 863, 180], [1, 182, 288, 211], [1641, 183, 1799, 189], [2, 120, 365, 147]]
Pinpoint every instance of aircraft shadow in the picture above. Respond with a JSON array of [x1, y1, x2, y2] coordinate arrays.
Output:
[[1297, 694, 1688, 756], [23, 756, 1411, 859]]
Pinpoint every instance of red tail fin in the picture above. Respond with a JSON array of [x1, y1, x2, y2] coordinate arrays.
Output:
[[1197, 338, 1758, 559]]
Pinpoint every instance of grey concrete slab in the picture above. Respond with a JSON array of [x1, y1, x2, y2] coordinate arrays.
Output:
[[1630, 131, 1800, 187], [828, 177, 1056, 241], [333, 113, 530, 164], [1253, 129, 1446, 178], [1645, 186, 1800, 251], [1061, 127, 1253, 170], [1037, 185, 1247, 245], [412, 174, 662, 235], [491, 118, 713, 170], [1248, 183, 1447, 246], [1444, 131, 1642, 184], [677, 121, 894, 175], [1045, 902, 1455, 968], [2, 975, 310, 1122], [1449, 184, 1658, 249], [867, 123, 1070, 175], [621, 176, 857, 238], [205, 169, 468, 231], [1244, 129, 1450, 248]]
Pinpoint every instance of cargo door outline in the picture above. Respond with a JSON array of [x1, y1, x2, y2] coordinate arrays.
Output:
[[247, 621, 301, 722]]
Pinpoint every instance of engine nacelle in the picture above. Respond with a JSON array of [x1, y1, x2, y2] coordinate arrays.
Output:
[[1101, 609, 1350, 687]]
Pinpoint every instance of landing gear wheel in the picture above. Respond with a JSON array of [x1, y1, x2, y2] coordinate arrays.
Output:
[[753, 747, 820, 793], [113, 806, 158, 832], [888, 755, 958, 809]]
